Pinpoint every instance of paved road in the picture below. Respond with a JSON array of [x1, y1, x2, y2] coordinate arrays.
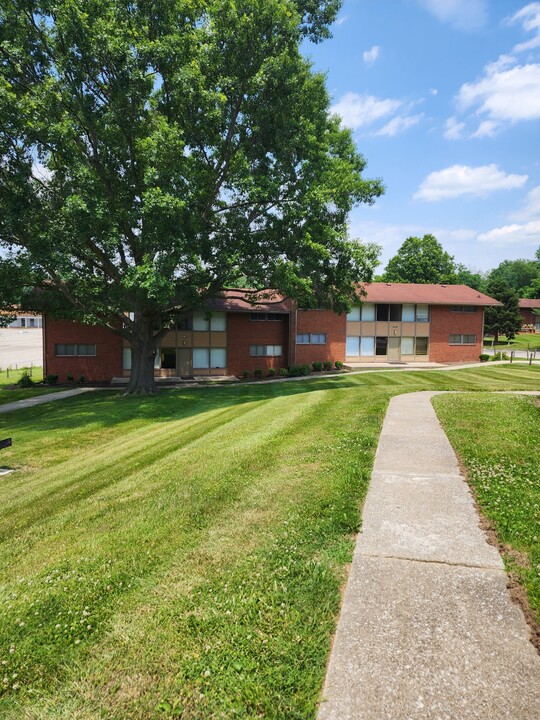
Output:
[[318, 391, 540, 720], [0, 328, 43, 368]]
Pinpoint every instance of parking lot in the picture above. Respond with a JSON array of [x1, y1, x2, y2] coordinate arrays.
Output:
[[0, 328, 43, 368]]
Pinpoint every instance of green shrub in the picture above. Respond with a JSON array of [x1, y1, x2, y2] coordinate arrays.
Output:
[[491, 352, 510, 361], [78, 374, 86, 384], [301, 364, 311, 376], [312, 361, 323, 372], [266, 367, 276, 377], [335, 361, 344, 370], [241, 369, 250, 378], [66, 372, 74, 382], [323, 361, 333, 371], [253, 368, 263, 378], [46, 374, 58, 385], [479, 354, 489, 362], [288, 365, 302, 377], [17, 370, 34, 388], [279, 367, 288, 377]]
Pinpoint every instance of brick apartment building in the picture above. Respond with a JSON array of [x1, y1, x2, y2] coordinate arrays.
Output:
[[43, 283, 499, 382], [518, 298, 540, 333]]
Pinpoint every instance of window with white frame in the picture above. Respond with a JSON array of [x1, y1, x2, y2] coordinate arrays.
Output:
[[192, 310, 226, 331], [296, 333, 326, 345], [416, 304, 430, 322], [192, 347, 227, 368], [249, 345, 282, 357], [449, 334, 476, 345], [402, 304, 415, 322], [55, 343, 96, 356]]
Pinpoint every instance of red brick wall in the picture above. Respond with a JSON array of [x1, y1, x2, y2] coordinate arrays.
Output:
[[429, 306, 485, 363], [44, 317, 123, 382], [226, 313, 289, 375], [294, 309, 346, 366]]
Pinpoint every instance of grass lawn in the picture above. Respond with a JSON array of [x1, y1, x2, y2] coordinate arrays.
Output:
[[0, 364, 539, 719], [434, 392, 540, 634], [485, 334, 540, 351]]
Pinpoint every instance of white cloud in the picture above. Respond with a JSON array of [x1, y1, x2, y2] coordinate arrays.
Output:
[[414, 164, 528, 202], [513, 185, 540, 220], [471, 120, 499, 138], [429, 88, 438, 96], [477, 220, 540, 244], [334, 15, 348, 26], [363, 45, 380, 65], [457, 59, 540, 122], [510, 2, 540, 53], [331, 92, 402, 129], [416, 0, 487, 31], [443, 116, 466, 140], [376, 114, 423, 137]]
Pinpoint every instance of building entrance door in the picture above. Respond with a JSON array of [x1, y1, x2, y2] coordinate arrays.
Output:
[[387, 337, 400, 362], [177, 348, 192, 376]]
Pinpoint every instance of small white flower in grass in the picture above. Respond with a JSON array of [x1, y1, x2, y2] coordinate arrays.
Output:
[[75, 639, 81, 645], [203, 669, 211, 677]]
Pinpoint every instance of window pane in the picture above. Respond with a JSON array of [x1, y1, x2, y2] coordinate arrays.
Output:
[[416, 304, 429, 322], [193, 310, 209, 331], [176, 316, 192, 330], [210, 348, 227, 368], [210, 312, 226, 331], [78, 344, 96, 356], [250, 313, 266, 321], [311, 333, 327, 344], [193, 348, 209, 368], [449, 334, 460, 344], [360, 336, 375, 356], [376, 304, 389, 321], [346, 336, 360, 355], [416, 337, 429, 355], [464, 335, 476, 344], [402, 304, 415, 322], [267, 313, 283, 321], [123, 348, 132, 370], [250, 345, 263, 356], [296, 334, 310, 344], [361, 303, 375, 321], [389, 305, 402, 322], [347, 307, 360, 322], [268, 345, 282, 356], [55, 344, 76, 356], [375, 337, 388, 355], [401, 337, 414, 355]]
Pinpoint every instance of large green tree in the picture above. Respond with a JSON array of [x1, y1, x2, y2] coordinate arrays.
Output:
[[487, 254, 540, 298], [484, 279, 522, 342], [384, 234, 456, 284], [0, 0, 383, 393]]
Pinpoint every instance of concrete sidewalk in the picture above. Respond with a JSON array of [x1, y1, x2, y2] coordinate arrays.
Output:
[[318, 391, 540, 720], [0, 387, 103, 414]]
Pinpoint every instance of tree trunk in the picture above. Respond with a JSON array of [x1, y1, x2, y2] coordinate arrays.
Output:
[[125, 316, 159, 395]]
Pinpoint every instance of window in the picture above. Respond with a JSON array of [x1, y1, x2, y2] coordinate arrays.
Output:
[[161, 348, 176, 369], [296, 333, 326, 345], [346, 336, 360, 355], [361, 303, 375, 321], [402, 304, 415, 322], [20, 318, 25, 327], [250, 345, 282, 357], [250, 312, 283, 321], [29, 318, 35, 327], [375, 337, 388, 355], [415, 337, 429, 355], [55, 344, 96, 356], [193, 310, 226, 331], [451, 305, 477, 313], [376, 304, 389, 321], [123, 348, 132, 370], [389, 305, 402, 322], [416, 304, 429, 322], [361, 336, 375, 356], [401, 337, 414, 355], [449, 334, 476, 345], [176, 316, 193, 330], [347, 307, 360, 322], [210, 348, 227, 368], [193, 348, 210, 368]]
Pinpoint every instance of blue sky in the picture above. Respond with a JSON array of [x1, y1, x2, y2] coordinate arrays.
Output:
[[303, 0, 540, 273]]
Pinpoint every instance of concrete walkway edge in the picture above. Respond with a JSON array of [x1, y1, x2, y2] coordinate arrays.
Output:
[[318, 390, 540, 720]]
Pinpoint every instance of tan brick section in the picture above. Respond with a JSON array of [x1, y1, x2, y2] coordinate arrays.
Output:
[[429, 305, 484, 363]]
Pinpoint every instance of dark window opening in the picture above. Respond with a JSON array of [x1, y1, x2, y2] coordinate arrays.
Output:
[[376, 304, 389, 321], [376, 337, 388, 355]]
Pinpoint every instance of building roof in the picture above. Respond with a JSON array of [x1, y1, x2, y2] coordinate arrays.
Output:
[[208, 289, 290, 314], [360, 283, 500, 306], [519, 298, 540, 309]]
